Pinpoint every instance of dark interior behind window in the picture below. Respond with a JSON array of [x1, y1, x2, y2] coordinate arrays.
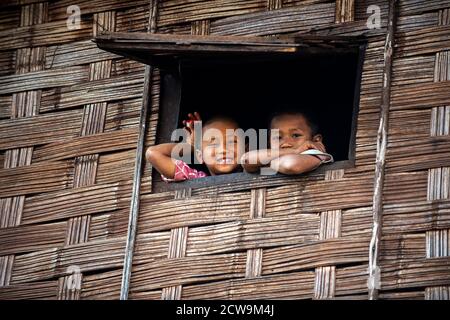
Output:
[[152, 45, 364, 192], [180, 52, 360, 162]]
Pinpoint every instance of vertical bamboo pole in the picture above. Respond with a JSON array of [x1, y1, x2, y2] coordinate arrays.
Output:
[[369, 0, 398, 300], [120, 0, 159, 300]]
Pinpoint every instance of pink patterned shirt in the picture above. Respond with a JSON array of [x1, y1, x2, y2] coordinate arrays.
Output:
[[161, 159, 208, 182]]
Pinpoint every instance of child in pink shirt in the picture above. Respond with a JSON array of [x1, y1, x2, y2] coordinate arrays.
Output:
[[146, 112, 244, 182]]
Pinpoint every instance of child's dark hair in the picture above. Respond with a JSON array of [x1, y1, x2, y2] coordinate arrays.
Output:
[[203, 114, 240, 129], [269, 107, 320, 136]]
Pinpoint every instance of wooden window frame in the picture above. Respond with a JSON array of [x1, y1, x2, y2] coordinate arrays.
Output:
[[95, 32, 367, 193]]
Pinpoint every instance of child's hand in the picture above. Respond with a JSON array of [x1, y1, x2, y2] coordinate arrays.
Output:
[[295, 140, 326, 154], [182, 112, 201, 146]]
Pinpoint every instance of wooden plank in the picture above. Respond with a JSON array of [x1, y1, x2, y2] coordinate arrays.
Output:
[[388, 109, 432, 141], [10, 232, 170, 284], [386, 135, 450, 172], [0, 109, 83, 150], [346, 199, 450, 234], [396, 25, 450, 57], [48, 0, 149, 21], [21, 182, 126, 225], [32, 128, 138, 161], [0, 6, 20, 30], [0, 95, 12, 119], [392, 55, 435, 87], [80, 269, 122, 300], [399, 0, 450, 16], [40, 72, 144, 112], [94, 31, 363, 68], [381, 234, 426, 262], [81, 268, 122, 300], [0, 161, 72, 198], [381, 257, 450, 290], [0, 19, 92, 51], [131, 253, 247, 293], [335, 264, 368, 296], [95, 149, 142, 184], [263, 237, 370, 275], [0, 50, 15, 77], [116, 6, 149, 33], [0, 65, 87, 95], [45, 40, 119, 69], [157, 0, 267, 27], [210, 3, 335, 36], [104, 98, 142, 131], [185, 214, 320, 256], [397, 12, 439, 32], [384, 171, 429, 205], [264, 177, 374, 214], [0, 222, 67, 255], [0, 281, 58, 300], [0, 0, 46, 9], [182, 271, 315, 299], [136, 191, 250, 232]]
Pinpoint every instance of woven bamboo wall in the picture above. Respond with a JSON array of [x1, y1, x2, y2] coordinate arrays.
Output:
[[0, 0, 449, 300]]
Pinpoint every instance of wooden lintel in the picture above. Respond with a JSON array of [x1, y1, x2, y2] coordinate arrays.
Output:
[[93, 31, 366, 67]]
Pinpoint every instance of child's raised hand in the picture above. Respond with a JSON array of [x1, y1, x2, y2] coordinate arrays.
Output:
[[295, 140, 326, 154], [182, 112, 202, 145]]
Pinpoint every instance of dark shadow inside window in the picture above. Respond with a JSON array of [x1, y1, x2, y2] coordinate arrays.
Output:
[[180, 51, 359, 162]]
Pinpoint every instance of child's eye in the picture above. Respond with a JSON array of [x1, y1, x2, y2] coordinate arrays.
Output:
[[292, 133, 302, 138]]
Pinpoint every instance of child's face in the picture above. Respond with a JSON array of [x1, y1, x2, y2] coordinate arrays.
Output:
[[270, 114, 321, 150], [198, 120, 243, 175]]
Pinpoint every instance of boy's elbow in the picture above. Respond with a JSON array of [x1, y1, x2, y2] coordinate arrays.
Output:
[[276, 155, 320, 175], [145, 146, 158, 163], [278, 156, 300, 174], [277, 162, 301, 175]]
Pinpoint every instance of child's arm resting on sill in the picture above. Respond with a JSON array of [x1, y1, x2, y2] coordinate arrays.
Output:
[[241, 140, 327, 173], [241, 148, 295, 173], [270, 154, 322, 175], [271, 149, 334, 175], [145, 143, 192, 179]]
